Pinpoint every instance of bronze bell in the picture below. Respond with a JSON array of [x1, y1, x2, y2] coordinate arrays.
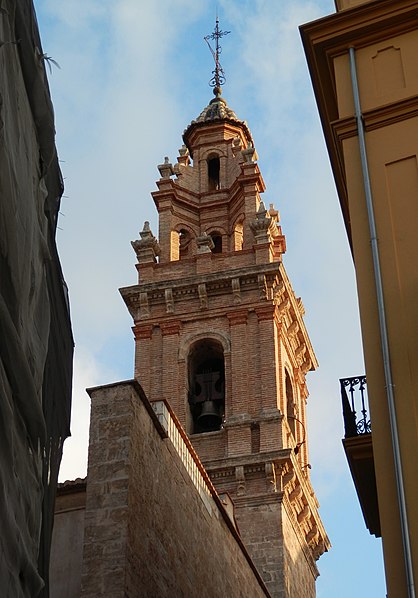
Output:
[[198, 400, 222, 431]]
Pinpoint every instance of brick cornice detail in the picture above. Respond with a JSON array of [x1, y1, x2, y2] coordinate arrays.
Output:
[[133, 323, 153, 340], [227, 310, 248, 326], [254, 304, 276, 322], [160, 320, 182, 336]]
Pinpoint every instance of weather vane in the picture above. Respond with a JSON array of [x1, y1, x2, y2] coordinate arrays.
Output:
[[204, 17, 230, 95]]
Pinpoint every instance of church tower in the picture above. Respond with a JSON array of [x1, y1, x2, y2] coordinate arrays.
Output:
[[121, 22, 329, 598]]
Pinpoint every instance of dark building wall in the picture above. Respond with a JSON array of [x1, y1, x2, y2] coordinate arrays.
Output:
[[50, 484, 86, 598], [81, 380, 269, 598], [0, 1, 73, 595]]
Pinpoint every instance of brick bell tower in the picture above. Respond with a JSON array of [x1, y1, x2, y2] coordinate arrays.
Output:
[[120, 21, 329, 598]]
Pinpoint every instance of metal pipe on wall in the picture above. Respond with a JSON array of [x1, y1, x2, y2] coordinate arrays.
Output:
[[348, 46, 415, 598]]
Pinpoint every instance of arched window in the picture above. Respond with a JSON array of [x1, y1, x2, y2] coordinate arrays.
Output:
[[179, 229, 191, 259], [207, 156, 220, 190], [210, 232, 222, 254], [234, 220, 244, 251], [188, 339, 225, 434], [286, 371, 296, 438]]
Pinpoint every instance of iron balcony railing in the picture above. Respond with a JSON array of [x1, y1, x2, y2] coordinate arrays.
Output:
[[340, 376, 371, 438]]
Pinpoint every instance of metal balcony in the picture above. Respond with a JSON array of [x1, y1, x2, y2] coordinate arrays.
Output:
[[340, 376, 371, 437], [339, 375, 380, 537]]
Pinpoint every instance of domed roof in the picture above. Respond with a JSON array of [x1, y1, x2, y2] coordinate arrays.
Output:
[[191, 93, 240, 125], [183, 89, 252, 147]]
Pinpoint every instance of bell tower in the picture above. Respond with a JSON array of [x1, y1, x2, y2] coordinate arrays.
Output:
[[121, 20, 329, 598]]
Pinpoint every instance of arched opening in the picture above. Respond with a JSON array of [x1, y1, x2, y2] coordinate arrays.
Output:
[[286, 370, 296, 439], [207, 156, 220, 190], [234, 219, 244, 251], [188, 339, 225, 434], [179, 228, 191, 259], [210, 232, 222, 254]]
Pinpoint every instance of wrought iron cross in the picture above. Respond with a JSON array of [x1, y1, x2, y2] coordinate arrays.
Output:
[[204, 17, 230, 93]]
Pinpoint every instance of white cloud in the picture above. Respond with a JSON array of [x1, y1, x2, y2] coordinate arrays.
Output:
[[59, 346, 119, 482]]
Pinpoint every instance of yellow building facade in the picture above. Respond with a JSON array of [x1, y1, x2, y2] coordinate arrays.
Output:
[[301, 1, 418, 596]]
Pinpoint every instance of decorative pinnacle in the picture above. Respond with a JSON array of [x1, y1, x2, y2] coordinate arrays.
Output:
[[204, 17, 230, 96]]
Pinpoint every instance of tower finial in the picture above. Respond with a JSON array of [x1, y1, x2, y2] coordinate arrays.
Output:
[[204, 17, 230, 97]]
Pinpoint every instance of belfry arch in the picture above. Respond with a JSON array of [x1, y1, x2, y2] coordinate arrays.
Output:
[[207, 155, 220, 190], [285, 369, 296, 439], [187, 339, 225, 434]]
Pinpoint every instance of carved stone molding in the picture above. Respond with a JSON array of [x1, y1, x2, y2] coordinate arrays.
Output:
[[295, 343, 306, 359], [288, 320, 299, 337], [250, 201, 275, 244], [165, 288, 174, 314], [258, 273, 268, 300], [198, 283, 208, 309], [231, 278, 241, 304], [132, 221, 160, 264], [157, 156, 174, 179], [196, 233, 214, 254], [289, 483, 303, 503], [235, 466, 246, 496], [297, 504, 310, 524], [277, 297, 290, 316], [265, 462, 277, 493], [139, 292, 150, 318]]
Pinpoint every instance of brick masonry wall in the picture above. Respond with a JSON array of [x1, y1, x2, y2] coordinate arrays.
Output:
[[82, 380, 268, 598]]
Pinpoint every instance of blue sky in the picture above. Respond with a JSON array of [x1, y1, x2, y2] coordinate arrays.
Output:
[[34, 1, 386, 596]]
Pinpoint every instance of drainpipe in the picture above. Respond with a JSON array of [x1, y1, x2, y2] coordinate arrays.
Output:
[[348, 46, 415, 598]]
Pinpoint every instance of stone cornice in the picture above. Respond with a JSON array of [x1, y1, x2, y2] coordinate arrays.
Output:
[[282, 453, 331, 562], [282, 494, 320, 580], [203, 448, 293, 474], [120, 262, 281, 305], [203, 448, 330, 566], [183, 119, 253, 156], [278, 264, 318, 371]]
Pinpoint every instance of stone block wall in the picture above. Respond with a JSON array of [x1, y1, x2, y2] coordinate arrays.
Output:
[[235, 499, 286, 597], [233, 496, 318, 598], [81, 380, 269, 598], [282, 506, 316, 598]]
